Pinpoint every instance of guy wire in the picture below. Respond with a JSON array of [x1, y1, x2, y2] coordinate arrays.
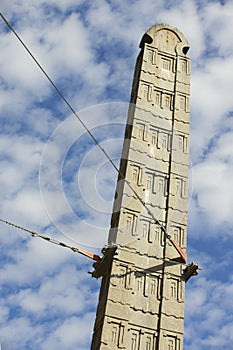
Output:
[[0, 13, 185, 254]]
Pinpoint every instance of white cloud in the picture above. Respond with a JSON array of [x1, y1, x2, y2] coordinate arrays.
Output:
[[202, 1, 233, 56], [0, 31, 50, 97], [189, 127, 233, 236], [0, 316, 43, 349], [41, 313, 95, 350], [191, 56, 233, 160], [192, 160, 233, 226], [185, 272, 233, 349]]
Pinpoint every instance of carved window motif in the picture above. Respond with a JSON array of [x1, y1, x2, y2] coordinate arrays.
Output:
[[151, 130, 158, 146], [172, 226, 184, 246], [132, 169, 138, 183], [180, 96, 186, 111], [110, 323, 125, 347], [174, 178, 182, 197], [170, 280, 178, 299], [145, 174, 153, 203], [160, 227, 165, 246], [182, 179, 187, 198], [162, 57, 171, 70], [173, 227, 179, 244], [138, 124, 144, 139], [126, 214, 137, 235], [168, 134, 171, 151], [146, 336, 152, 350], [158, 177, 164, 193], [158, 132, 170, 150], [150, 278, 157, 295], [146, 174, 153, 191], [164, 94, 171, 109], [155, 175, 168, 197], [168, 337, 176, 350], [178, 135, 183, 151], [149, 225, 162, 244], [181, 59, 187, 73], [180, 227, 184, 246], [144, 124, 148, 141], [111, 326, 118, 345], [131, 165, 143, 186], [154, 226, 160, 242], [131, 333, 138, 350], [142, 222, 148, 238], [147, 222, 156, 243], [119, 267, 127, 287], [142, 83, 152, 102], [148, 49, 156, 65], [126, 216, 133, 233], [174, 177, 187, 198], [177, 134, 187, 152], [144, 274, 149, 297], [137, 275, 143, 293], [155, 92, 161, 106], [162, 133, 168, 149], [132, 168, 139, 183]]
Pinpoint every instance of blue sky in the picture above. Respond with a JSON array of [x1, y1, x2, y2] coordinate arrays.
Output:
[[0, 0, 233, 349]]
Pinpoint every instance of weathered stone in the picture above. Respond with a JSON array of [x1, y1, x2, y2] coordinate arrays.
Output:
[[91, 23, 190, 350]]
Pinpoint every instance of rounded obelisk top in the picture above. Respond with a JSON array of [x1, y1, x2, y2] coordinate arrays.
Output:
[[140, 23, 189, 56]]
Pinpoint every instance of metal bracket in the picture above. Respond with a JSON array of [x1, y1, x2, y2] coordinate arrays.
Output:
[[90, 245, 118, 279], [182, 262, 200, 282]]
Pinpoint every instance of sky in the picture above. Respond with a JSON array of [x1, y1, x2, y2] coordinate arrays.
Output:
[[0, 0, 233, 349]]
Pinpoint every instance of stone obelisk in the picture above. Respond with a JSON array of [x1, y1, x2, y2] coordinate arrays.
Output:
[[91, 23, 190, 350]]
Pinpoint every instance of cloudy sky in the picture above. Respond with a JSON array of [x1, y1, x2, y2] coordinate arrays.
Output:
[[0, 0, 233, 349]]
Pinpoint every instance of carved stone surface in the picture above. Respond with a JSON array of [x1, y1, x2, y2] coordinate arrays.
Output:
[[91, 23, 190, 350]]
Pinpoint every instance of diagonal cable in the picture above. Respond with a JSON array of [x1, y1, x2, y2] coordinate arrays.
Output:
[[0, 13, 119, 174], [0, 13, 186, 262], [0, 218, 100, 261]]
